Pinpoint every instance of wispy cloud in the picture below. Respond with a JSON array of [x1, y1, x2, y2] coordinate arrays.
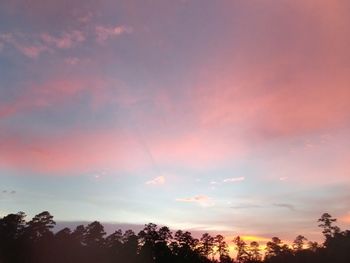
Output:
[[223, 177, 245, 183], [231, 204, 262, 209], [95, 25, 132, 44], [207, 177, 246, 187], [1, 190, 16, 197], [279, 177, 288, 181], [78, 12, 93, 24], [16, 45, 48, 58], [176, 195, 214, 207], [273, 203, 296, 211], [0, 23, 131, 58], [145, 176, 165, 185], [41, 30, 85, 49], [0, 33, 49, 58], [64, 57, 80, 65]]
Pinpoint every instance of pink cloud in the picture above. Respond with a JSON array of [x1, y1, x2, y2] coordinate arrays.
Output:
[[146, 132, 248, 169], [0, 33, 49, 58], [41, 30, 85, 49], [0, 80, 81, 119], [145, 176, 165, 185], [78, 12, 93, 24], [64, 57, 80, 65], [0, 123, 246, 174], [1, 74, 248, 173], [0, 22, 129, 58], [185, 0, 350, 141], [176, 195, 214, 207], [0, 75, 124, 120], [1, 0, 349, 180], [95, 25, 132, 43], [191, 64, 350, 141], [0, 129, 150, 174], [16, 45, 47, 58]]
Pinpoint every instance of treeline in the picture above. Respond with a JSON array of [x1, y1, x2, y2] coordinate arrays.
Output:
[[0, 212, 350, 263]]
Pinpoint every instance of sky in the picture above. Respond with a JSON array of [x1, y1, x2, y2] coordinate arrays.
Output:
[[1, 0, 350, 245]]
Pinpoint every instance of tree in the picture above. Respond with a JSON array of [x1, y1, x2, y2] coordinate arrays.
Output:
[[138, 223, 160, 262], [318, 213, 340, 238], [0, 212, 26, 240], [82, 221, 106, 263], [265, 237, 282, 258], [307, 241, 319, 252], [19, 212, 56, 263], [174, 230, 198, 250], [1, 210, 350, 263], [199, 233, 215, 259], [0, 212, 26, 262], [105, 229, 123, 262], [121, 230, 139, 263], [25, 211, 55, 241], [71, 225, 85, 245], [83, 221, 106, 247], [171, 230, 200, 262], [139, 223, 159, 245], [292, 235, 307, 251], [158, 226, 172, 243], [248, 241, 261, 262], [265, 237, 293, 263], [214, 234, 229, 258], [233, 236, 249, 263], [55, 227, 71, 241], [154, 227, 173, 263], [105, 229, 123, 248]]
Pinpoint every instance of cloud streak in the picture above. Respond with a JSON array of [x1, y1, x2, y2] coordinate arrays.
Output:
[[273, 203, 296, 211], [223, 177, 245, 183], [95, 25, 132, 44], [145, 176, 165, 185], [231, 204, 262, 210], [41, 30, 85, 49], [176, 195, 215, 207], [0, 33, 49, 58], [0, 23, 130, 58]]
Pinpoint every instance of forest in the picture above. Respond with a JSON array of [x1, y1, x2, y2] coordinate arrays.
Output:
[[0, 211, 349, 263]]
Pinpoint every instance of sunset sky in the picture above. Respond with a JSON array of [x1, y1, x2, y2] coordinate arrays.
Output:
[[1, 0, 350, 245]]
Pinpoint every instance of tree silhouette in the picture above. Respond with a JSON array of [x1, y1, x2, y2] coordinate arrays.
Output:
[[122, 229, 139, 263], [138, 223, 160, 262], [83, 221, 106, 247], [292, 235, 307, 251], [171, 230, 201, 263], [248, 241, 262, 262], [0, 211, 349, 263], [233, 236, 250, 263], [214, 234, 229, 258], [0, 212, 26, 263], [199, 233, 215, 260], [307, 240, 319, 252], [318, 213, 340, 239], [24, 211, 55, 241]]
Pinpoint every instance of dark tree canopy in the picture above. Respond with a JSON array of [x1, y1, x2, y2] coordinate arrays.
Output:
[[0, 211, 349, 263]]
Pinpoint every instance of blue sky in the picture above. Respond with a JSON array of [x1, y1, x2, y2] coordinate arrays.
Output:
[[1, 0, 350, 245]]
